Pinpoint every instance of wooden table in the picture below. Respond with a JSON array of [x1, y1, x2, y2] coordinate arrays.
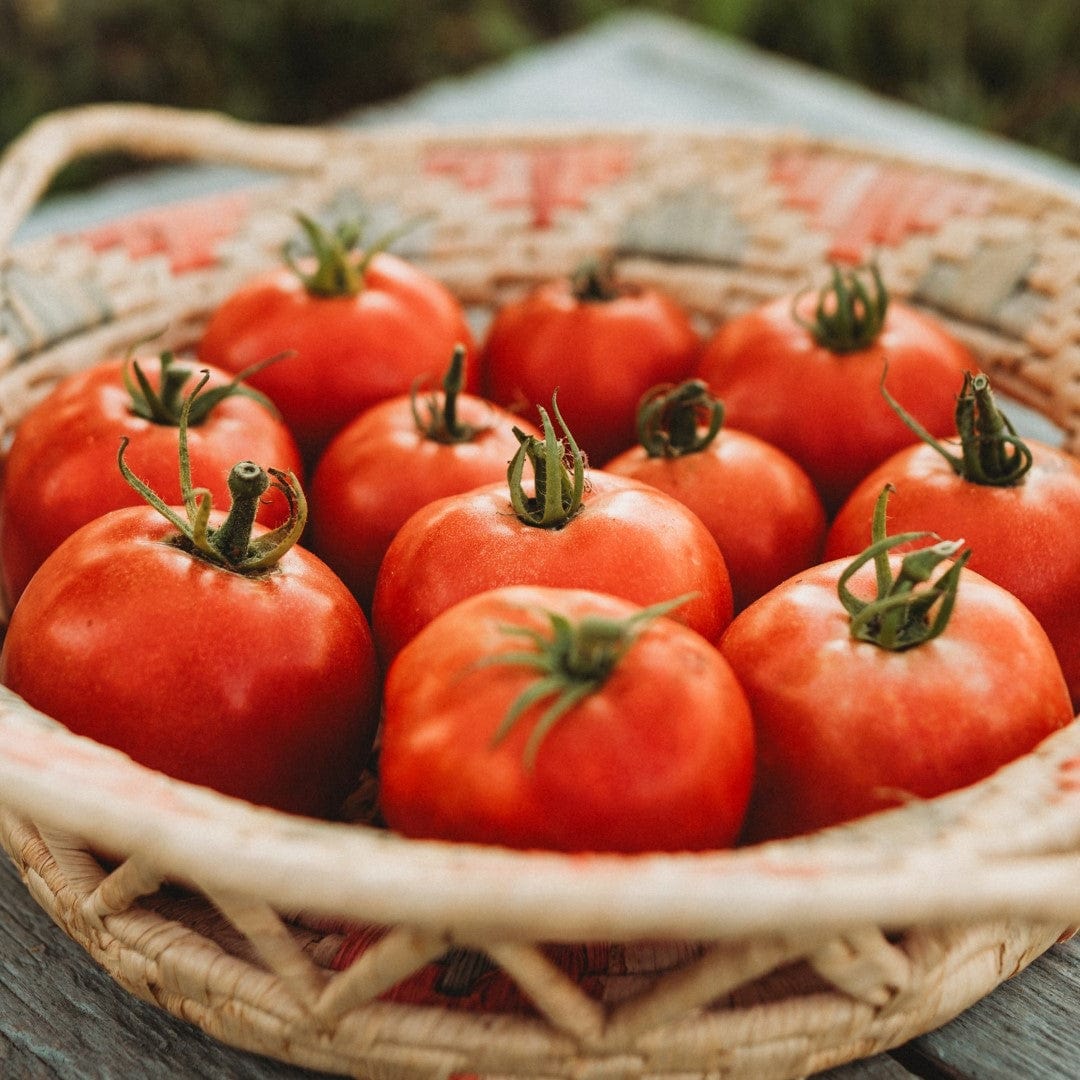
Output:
[[4, 12, 1080, 1078]]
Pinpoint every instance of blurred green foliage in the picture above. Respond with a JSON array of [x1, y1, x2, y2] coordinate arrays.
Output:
[[1, 0, 1077, 190]]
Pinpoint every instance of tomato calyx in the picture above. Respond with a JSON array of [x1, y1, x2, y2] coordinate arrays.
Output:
[[570, 258, 621, 303], [794, 262, 888, 353], [283, 211, 426, 298], [882, 369, 1034, 487], [507, 393, 586, 528], [123, 349, 282, 425], [486, 594, 694, 768], [118, 371, 306, 573], [410, 344, 488, 445], [838, 485, 970, 650], [637, 379, 724, 458]]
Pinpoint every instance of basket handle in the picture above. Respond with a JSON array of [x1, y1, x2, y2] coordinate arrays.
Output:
[[0, 103, 332, 253]]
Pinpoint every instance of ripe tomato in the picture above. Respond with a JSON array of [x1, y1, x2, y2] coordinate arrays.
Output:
[[696, 264, 975, 510], [198, 214, 477, 461], [721, 490, 1073, 842], [480, 260, 701, 465], [826, 372, 1080, 708], [372, 397, 733, 663], [379, 585, 756, 853], [0, 351, 301, 609], [604, 379, 826, 611], [309, 346, 540, 611], [0, 429, 379, 819]]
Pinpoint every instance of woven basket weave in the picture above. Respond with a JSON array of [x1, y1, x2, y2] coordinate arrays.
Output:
[[2, 104, 1080, 1079]]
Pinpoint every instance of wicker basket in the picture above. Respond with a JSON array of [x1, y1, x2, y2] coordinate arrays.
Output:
[[2, 103, 1080, 1080]]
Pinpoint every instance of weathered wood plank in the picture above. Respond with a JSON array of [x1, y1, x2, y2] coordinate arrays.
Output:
[[0, 855, 329, 1079], [903, 935, 1080, 1079]]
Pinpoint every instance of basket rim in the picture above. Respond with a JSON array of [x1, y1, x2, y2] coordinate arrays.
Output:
[[3, 688, 1080, 940]]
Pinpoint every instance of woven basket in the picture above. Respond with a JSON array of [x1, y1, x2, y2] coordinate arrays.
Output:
[[2, 103, 1080, 1080]]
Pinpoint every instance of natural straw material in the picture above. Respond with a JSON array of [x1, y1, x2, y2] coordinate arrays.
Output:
[[2, 105, 1080, 1079]]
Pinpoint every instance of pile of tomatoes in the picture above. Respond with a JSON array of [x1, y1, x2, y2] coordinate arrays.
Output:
[[1, 213, 1077, 853]]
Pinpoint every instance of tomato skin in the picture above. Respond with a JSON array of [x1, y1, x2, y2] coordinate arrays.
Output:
[[309, 395, 540, 611], [480, 280, 701, 465], [825, 440, 1080, 708], [198, 252, 477, 460], [0, 357, 302, 609], [604, 429, 826, 612], [372, 471, 733, 664], [0, 506, 380, 818], [719, 556, 1073, 842], [695, 295, 975, 510], [379, 586, 756, 853]]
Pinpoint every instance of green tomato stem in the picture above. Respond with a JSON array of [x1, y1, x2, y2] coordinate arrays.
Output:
[[485, 593, 696, 769], [637, 379, 724, 458], [793, 262, 888, 353], [409, 344, 486, 444], [117, 369, 306, 574], [837, 485, 970, 650], [283, 210, 430, 299], [881, 368, 1033, 487], [570, 257, 620, 303], [122, 348, 284, 425], [507, 393, 586, 528]]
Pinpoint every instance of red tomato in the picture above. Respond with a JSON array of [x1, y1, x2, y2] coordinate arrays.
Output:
[[826, 373, 1080, 708], [0, 352, 302, 609], [372, 399, 733, 663], [309, 347, 540, 611], [0, 466, 379, 819], [198, 214, 477, 461], [604, 380, 826, 611], [696, 265, 975, 510], [721, 508, 1072, 842], [480, 260, 701, 465], [379, 585, 756, 853]]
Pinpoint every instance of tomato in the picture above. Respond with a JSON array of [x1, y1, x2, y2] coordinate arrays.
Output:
[[480, 260, 701, 466], [309, 346, 540, 612], [696, 264, 976, 511], [826, 372, 1080, 708], [0, 351, 301, 609], [0, 428, 379, 819], [604, 379, 826, 611], [379, 585, 755, 853], [198, 214, 477, 462], [721, 489, 1073, 842], [372, 397, 733, 663]]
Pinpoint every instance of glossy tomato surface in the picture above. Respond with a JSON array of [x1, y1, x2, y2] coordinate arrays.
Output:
[[720, 556, 1073, 842], [0, 356, 302, 608], [379, 585, 755, 853], [372, 470, 733, 663], [826, 439, 1080, 708], [198, 252, 477, 461], [696, 294, 974, 510], [605, 428, 826, 612], [309, 392, 539, 612], [0, 506, 380, 819], [481, 278, 700, 465]]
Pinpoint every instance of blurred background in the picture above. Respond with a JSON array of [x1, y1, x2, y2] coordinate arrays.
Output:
[[2, 0, 1078, 193]]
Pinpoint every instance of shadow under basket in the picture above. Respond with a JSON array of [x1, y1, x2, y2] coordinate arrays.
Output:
[[2, 104, 1080, 1079]]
